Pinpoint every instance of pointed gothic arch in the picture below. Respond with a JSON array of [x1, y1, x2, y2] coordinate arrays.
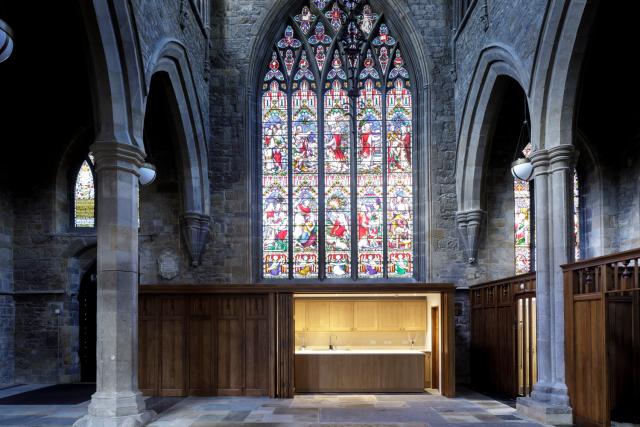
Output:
[[248, 0, 435, 281]]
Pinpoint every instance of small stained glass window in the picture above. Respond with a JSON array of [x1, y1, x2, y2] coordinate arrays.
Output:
[[74, 155, 96, 228], [514, 144, 532, 275]]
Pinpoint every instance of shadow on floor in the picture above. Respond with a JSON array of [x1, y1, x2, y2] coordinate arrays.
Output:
[[0, 384, 96, 405]]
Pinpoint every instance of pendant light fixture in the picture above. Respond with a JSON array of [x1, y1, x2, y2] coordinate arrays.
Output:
[[139, 162, 157, 186], [0, 19, 14, 63], [510, 97, 534, 182]]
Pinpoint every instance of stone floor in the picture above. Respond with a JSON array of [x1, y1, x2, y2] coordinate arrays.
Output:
[[0, 385, 545, 427]]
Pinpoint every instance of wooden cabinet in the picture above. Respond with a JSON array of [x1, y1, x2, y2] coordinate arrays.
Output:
[[403, 300, 427, 331], [294, 299, 427, 332], [378, 301, 403, 331], [354, 301, 379, 331], [305, 300, 330, 331], [329, 301, 354, 331], [294, 300, 306, 332], [295, 353, 425, 392]]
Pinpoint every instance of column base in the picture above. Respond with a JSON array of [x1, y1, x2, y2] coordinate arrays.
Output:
[[73, 392, 156, 427], [517, 396, 572, 426]]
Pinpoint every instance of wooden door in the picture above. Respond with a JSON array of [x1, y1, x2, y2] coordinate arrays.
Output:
[[431, 306, 439, 389], [187, 296, 214, 395], [378, 301, 403, 331], [294, 300, 306, 332], [330, 301, 354, 331], [305, 300, 330, 331], [403, 300, 427, 331], [217, 296, 244, 396], [354, 301, 378, 331], [160, 297, 186, 396]]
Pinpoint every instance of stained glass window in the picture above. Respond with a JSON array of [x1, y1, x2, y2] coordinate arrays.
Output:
[[74, 154, 96, 228], [514, 144, 533, 275], [260, 1, 415, 280]]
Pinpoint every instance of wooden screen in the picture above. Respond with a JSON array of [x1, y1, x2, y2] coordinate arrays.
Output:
[[470, 273, 536, 398], [138, 294, 275, 397], [564, 248, 640, 426]]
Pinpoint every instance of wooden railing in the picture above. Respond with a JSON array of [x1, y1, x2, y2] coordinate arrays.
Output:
[[470, 272, 536, 398], [564, 248, 640, 296], [563, 248, 640, 427], [471, 272, 536, 308]]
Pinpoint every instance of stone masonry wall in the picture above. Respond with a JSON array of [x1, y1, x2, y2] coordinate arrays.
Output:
[[131, 0, 210, 137], [0, 188, 15, 386], [477, 138, 518, 280], [453, 0, 547, 129]]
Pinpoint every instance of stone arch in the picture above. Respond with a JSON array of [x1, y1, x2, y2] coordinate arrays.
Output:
[[144, 40, 211, 264], [146, 40, 210, 216], [456, 45, 529, 213], [63, 239, 98, 295], [245, 0, 436, 280], [78, 0, 146, 149], [454, 45, 529, 262], [53, 126, 95, 233], [529, 0, 599, 150]]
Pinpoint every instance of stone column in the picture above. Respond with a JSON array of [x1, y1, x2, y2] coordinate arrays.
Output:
[[517, 145, 575, 425], [74, 142, 154, 427]]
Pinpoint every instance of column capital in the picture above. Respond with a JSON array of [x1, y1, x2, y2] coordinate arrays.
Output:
[[90, 142, 146, 176], [530, 144, 578, 176]]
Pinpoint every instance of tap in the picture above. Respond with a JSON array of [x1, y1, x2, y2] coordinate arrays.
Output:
[[298, 334, 306, 350], [329, 335, 337, 350]]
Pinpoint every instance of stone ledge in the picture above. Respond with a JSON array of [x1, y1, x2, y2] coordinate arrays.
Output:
[[517, 396, 572, 426]]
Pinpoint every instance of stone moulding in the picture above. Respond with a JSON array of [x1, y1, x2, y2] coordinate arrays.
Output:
[[456, 209, 485, 264], [180, 212, 211, 266]]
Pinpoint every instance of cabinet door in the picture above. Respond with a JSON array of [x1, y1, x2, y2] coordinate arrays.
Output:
[[354, 301, 378, 331], [330, 301, 354, 331], [294, 300, 306, 332], [378, 301, 403, 331], [403, 300, 427, 331], [305, 301, 330, 331]]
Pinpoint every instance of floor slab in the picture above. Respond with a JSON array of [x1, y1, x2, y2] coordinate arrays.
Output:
[[0, 387, 544, 426]]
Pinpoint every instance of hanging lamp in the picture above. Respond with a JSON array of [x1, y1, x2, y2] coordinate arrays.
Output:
[[510, 97, 534, 182]]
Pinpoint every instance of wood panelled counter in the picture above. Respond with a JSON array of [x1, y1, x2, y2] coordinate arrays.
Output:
[[295, 349, 429, 392]]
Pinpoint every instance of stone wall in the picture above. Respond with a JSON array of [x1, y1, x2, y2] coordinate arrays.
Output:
[[0, 188, 14, 386], [131, 0, 210, 133], [206, 0, 460, 281], [615, 148, 640, 251], [10, 184, 86, 384], [478, 138, 518, 280], [453, 0, 547, 128]]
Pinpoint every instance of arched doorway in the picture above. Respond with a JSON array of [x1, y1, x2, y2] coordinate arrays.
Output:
[[78, 262, 97, 383]]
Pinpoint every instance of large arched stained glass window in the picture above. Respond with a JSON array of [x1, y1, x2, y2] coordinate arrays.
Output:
[[74, 154, 96, 228], [261, 1, 415, 280]]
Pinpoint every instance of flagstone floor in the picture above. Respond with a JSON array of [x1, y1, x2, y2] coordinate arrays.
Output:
[[0, 385, 545, 427]]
